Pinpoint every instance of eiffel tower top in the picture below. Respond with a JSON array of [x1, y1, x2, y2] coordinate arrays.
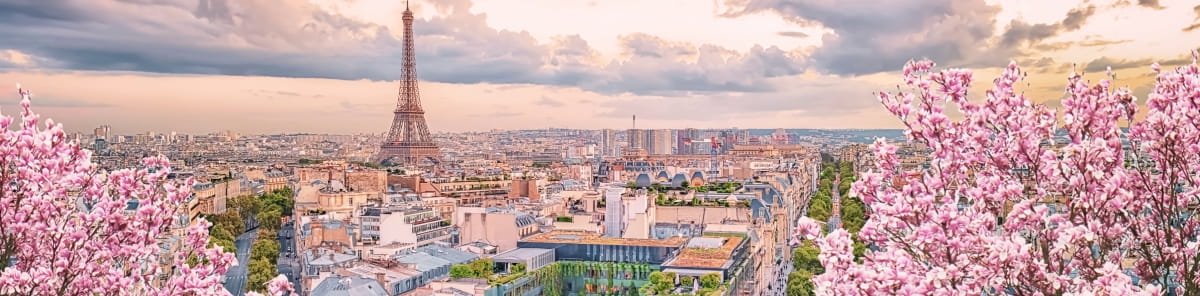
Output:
[[396, 0, 421, 113]]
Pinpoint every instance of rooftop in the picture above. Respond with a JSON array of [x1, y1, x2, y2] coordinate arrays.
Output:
[[392, 245, 478, 272], [309, 276, 388, 296], [491, 248, 554, 263], [666, 236, 744, 269], [521, 230, 686, 248]]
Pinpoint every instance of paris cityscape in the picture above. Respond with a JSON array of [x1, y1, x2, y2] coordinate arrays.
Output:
[[2, 0, 1200, 296]]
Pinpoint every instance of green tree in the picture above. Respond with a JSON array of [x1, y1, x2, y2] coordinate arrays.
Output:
[[852, 239, 867, 260], [679, 276, 694, 288], [469, 258, 495, 278], [210, 225, 234, 242], [819, 166, 834, 179], [257, 208, 282, 231], [251, 239, 280, 262], [246, 257, 276, 292], [647, 271, 673, 294], [209, 237, 236, 255], [792, 241, 824, 274], [786, 270, 815, 296], [262, 190, 294, 217], [679, 181, 689, 189], [841, 197, 867, 234], [450, 264, 476, 279], [211, 210, 245, 235], [808, 199, 831, 222], [699, 273, 721, 290], [512, 263, 526, 273]]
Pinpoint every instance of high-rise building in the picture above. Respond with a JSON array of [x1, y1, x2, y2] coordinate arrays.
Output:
[[376, 3, 440, 165], [93, 125, 110, 140], [677, 128, 700, 155], [604, 187, 625, 238], [600, 129, 616, 157], [651, 129, 673, 155], [627, 129, 646, 151]]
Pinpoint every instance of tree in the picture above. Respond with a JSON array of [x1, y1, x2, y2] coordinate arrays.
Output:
[[262, 190, 294, 217], [680, 181, 690, 189], [792, 241, 823, 274], [257, 208, 281, 231], [0, 88, 294, 295], [647, 271, 673, 294], [210, 237, 237, 255], [786, 270, 815, 296], [469, 258, 495, 278], [512, 263, 526, 273], [450, 264, 476, 279], [699, 273, 720, 290], [210, 226, 235, 242], [792, 55, 1200, 294], [211, 209, 245, 235], [839, 197, 867, 234], [251, 239, 281, 262], [807, 198, 831, 222], [680, 276, 694, 288], [247, 257, 277, 292]]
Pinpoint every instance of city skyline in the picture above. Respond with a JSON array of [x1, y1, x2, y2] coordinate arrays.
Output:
[[1, 0, 1198, 134]]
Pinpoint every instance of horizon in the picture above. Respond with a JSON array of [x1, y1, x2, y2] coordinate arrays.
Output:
[[1, 0, 1198, 135]]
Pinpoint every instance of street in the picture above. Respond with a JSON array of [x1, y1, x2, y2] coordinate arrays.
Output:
[[276, 221, 301, 291], [223, 230, 258, 296]]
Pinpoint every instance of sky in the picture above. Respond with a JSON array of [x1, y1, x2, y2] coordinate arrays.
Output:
[[0, 0, 1197, 134]]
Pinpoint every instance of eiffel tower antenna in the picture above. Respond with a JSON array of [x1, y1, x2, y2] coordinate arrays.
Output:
[[375, 0, 440, 166]]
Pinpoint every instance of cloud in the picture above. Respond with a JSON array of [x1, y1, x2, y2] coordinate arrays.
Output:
[[1083, 57, 1153, 72], [536, 96, 565, 107], [1137, 0, 1164, 10], [1079, 39, 1131, 47], [777, 31, 808, 38], [591, 34, 805, 95], [720, 0, 1097, 75], [0, 50, 37, 67], [1061, 5, 1096, 30], [0, 0, 807, 96], [596, 76, 881, 120], [720, 0, 1002, 75], [481, 111, 522, 117], [0, 95, 112, 109]]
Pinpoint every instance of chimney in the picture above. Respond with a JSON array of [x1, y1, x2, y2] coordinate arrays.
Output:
[[375, 272, 386, 286]]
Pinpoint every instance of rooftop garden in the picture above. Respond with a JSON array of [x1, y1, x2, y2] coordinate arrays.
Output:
[[653, 193, 751, 208], [673, 237, 742, 269]]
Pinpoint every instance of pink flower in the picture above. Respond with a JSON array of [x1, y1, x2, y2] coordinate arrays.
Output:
[[803, 54, 1200, 295]]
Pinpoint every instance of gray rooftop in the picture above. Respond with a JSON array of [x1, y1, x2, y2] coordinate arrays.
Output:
[[310, 276, 388, 296], [515, 214, 537, 228], [305, 248, 358, 267], [491, 248, 553, 263], [392, 245, 478, 272]]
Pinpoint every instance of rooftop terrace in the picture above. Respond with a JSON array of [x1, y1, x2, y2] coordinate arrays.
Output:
[[666, 236, 744, 269], [521, 230, 687, 248]]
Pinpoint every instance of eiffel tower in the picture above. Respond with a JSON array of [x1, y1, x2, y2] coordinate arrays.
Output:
[[376, 2, 440, 166]]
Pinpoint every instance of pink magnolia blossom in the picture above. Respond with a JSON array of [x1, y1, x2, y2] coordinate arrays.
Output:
[[0, 87, 294, 295], [795, 52, 1200, 295]]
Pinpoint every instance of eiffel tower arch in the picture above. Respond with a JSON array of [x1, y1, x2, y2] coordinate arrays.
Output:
[[375, 2, 440, 166]]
